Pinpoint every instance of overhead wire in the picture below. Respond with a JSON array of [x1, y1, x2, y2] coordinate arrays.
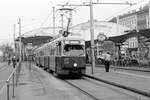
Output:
[[39, 9, 53, 28], [35, 9, 54, 36], [22, 9, 53, 37]]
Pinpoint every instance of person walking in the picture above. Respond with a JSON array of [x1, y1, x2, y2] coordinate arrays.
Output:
[[12, 56, 16, 68], [104, 52, 111, 72]]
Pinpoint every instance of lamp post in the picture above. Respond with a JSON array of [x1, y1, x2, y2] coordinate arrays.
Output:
[[89, 0, 95, 74]]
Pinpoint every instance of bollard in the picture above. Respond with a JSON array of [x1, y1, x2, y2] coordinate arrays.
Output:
[[6, 81, 9, 100], [12, 73, 15, 98]]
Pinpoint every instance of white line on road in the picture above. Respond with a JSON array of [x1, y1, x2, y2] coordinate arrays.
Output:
[[116, 71, 150, 79], [0, 66, 8, 72], [0, 84, 7, 96]]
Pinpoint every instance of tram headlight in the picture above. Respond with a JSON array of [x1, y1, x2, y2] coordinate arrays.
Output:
[[73, 63, 77, 67]]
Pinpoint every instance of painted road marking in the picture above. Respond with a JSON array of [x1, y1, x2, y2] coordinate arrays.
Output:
[[116, 71, 150, 79], [0, 84, 7, 96], [0, 66, 8, 72]]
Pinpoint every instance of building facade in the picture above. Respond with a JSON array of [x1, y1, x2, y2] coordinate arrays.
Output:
[[118, 12, 137, 30], [109, 4, 149, 30], [137, 6, 149, 30]]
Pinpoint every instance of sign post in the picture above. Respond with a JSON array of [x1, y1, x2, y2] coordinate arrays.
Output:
[[97, 33, 106, 58]]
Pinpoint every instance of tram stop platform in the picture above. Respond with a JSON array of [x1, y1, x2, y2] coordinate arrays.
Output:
[[86, 65, 150, 97], [13, 62, 150, 100]]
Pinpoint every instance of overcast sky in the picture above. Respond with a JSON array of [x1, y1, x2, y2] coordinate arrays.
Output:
[[0, 0, 148, 44]]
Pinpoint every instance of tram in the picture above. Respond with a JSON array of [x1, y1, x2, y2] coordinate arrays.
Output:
[[34, 34, 86, 76]]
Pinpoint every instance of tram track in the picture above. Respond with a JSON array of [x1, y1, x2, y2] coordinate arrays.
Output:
[[63, 77, 145, 100], [63, 79, 99, 100], [83, 74, 150, 98]]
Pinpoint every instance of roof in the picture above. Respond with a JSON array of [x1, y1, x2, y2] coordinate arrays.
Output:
[[16, 36, 53, 46], [109, 29, 150, 43]]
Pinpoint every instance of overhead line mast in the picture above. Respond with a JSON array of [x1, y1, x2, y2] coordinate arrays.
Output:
[[58, 1, 135, 74]]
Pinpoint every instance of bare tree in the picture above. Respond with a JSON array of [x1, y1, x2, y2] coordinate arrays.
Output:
[[0, 43, 13, 61]]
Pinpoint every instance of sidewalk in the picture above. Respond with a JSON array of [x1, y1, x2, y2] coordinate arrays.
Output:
[[14, 63, 35, 100]]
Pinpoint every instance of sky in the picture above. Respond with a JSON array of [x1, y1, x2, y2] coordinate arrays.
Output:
[[0, 0, 149, 45]]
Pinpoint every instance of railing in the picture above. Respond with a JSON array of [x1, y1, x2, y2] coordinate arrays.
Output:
[[0, 62, 21, 100]]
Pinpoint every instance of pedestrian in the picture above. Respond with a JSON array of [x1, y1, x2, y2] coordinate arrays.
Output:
[[104, 52, 111, 72], [12, 56, 16, 68]]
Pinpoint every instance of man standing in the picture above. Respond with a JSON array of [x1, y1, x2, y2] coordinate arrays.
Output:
[[104, 52, 111, 72]]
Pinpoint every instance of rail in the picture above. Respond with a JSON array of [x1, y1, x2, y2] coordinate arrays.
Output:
[[0, 62, 21, 100]]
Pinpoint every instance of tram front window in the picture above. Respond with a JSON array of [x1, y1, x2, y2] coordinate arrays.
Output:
[[64, 44, 84, 56]]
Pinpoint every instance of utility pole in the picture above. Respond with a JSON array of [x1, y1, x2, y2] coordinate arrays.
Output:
[[18, 18, 22, 64], [53, 7, 56, 34], [90, 0, 95, 74], [148, 0, 150, 28], [13, 24, 16, 55]]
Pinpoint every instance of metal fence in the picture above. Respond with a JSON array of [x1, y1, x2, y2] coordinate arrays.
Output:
[[0, 62, 21, 100]]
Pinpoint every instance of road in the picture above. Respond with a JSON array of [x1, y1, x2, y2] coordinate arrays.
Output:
[[0, 62, 13, 90]]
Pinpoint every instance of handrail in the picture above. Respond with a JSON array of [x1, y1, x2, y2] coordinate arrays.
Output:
[[0, 63, 19, 99], [0, 83, 7, 96], [6, 66, 17, 82]]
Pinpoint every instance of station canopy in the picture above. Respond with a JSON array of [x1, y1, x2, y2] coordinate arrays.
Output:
[[16, 27, 61, 46]]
